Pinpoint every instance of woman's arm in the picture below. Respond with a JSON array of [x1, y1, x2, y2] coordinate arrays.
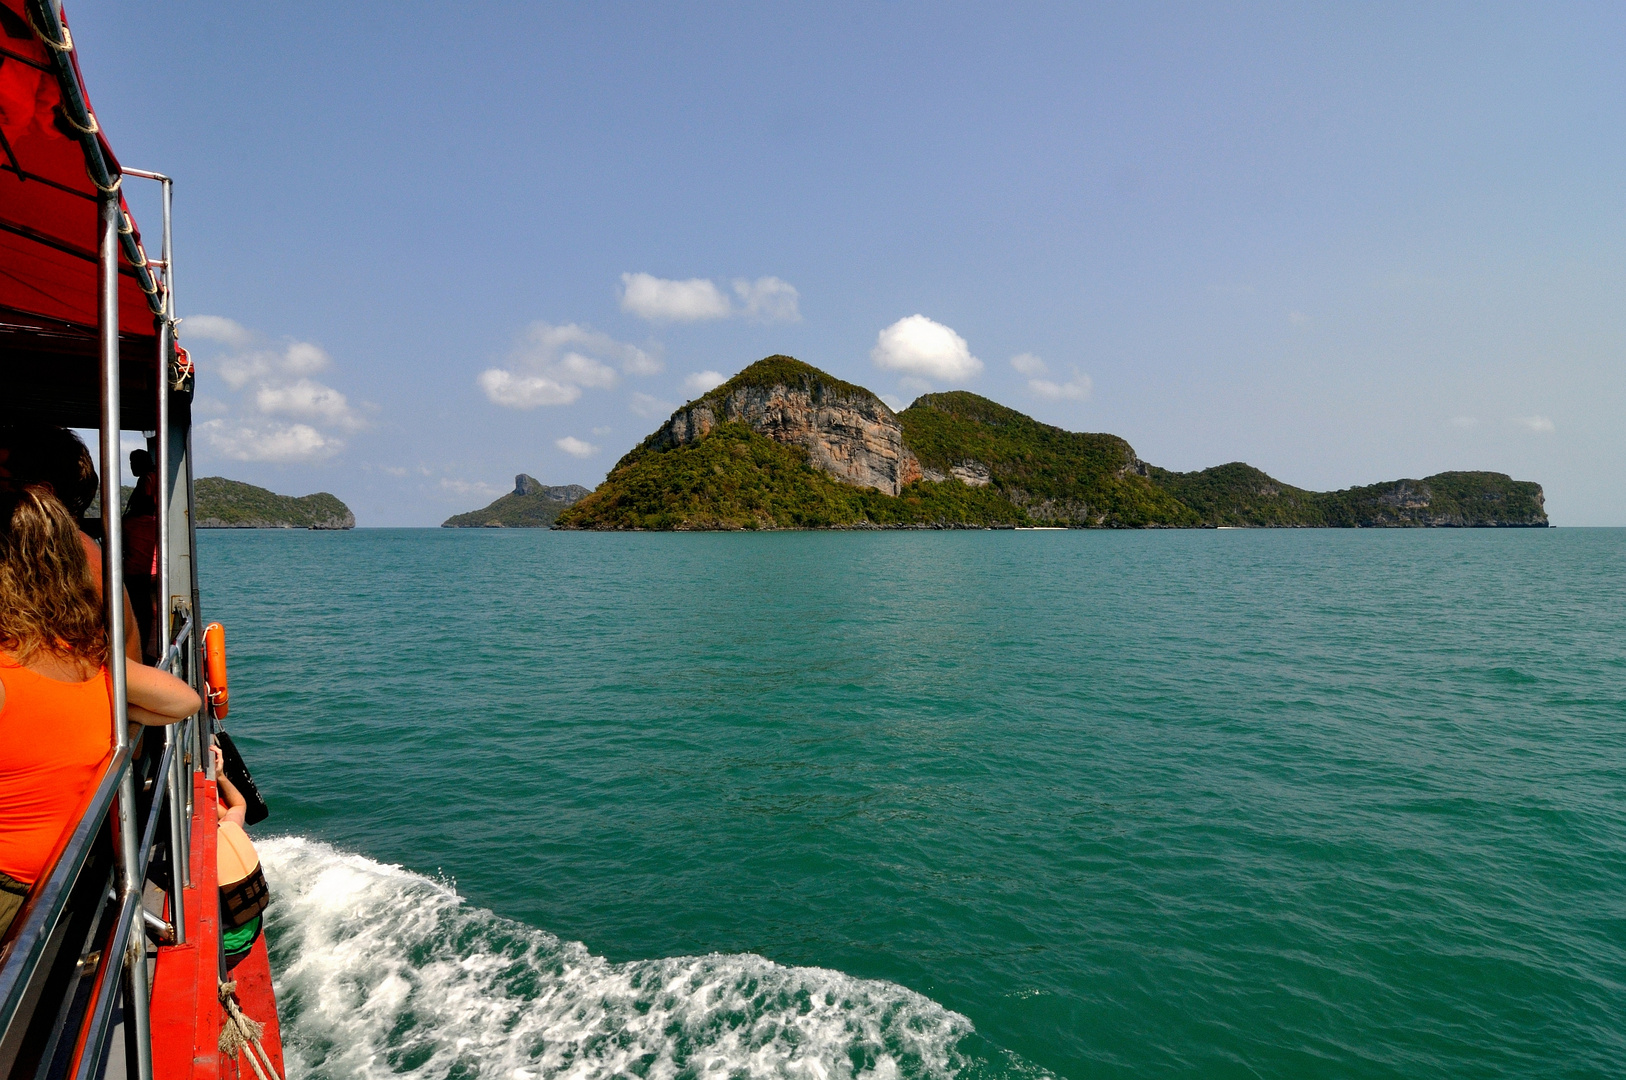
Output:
[[125, 662, 201, 725]]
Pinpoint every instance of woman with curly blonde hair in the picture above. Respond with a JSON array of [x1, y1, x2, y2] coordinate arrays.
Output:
[[0, 486, 200, 939]]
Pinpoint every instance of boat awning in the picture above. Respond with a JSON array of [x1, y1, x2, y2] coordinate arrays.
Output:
[[0, 0, 170, 428]]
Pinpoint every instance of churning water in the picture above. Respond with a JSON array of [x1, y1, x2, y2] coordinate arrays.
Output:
[[202, 528, 1626, 1080]]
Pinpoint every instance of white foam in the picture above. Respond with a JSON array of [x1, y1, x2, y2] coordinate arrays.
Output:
[[259, 837, 977, 1080]]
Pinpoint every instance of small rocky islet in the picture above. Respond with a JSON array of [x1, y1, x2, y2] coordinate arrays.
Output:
[[195, 477, 354, 529], [485, 356, 1543, 531]]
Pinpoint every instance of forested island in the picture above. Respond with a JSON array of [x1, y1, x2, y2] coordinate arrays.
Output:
[[442, 475, 589, 527], [546, 356, 1546, 530], [195, 477, 355, 529]]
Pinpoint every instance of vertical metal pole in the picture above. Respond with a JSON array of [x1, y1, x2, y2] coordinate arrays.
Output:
[[155, 179, 187, 939], [100, 191, 154, 1080]]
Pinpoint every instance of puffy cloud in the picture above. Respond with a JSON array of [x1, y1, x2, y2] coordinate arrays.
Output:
[[1009, 353, 1090, 401], [183, 314, 253, 348], [732, 277, 801, 322], [556, 436, 599, 458], [480, 322, 659, 410], [1029, 374, 1093, 401], [620, 272, 801, 323], [620, 273, 732, 322], [1514, 415, 1555, 433], [1010, 352, 1047, 377], [184, 317, 365, 464], [255, 377, 366, 431], [477, 369, 580, 408], [199, 419, 341, 463], [871, 315, 982, 381], [684, 370, 726, 393], [630, 392, 675, 419]]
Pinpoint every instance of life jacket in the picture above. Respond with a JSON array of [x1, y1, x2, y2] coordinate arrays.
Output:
[[217, 820, 269, 929]]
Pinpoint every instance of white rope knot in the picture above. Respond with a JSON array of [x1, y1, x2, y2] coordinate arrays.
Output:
[[27, 7, 73, 52], [217, 980, 283, 1080], [88, 170, 121, 195]]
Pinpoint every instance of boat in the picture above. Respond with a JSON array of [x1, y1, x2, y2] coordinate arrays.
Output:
[[0, 2, 286, 1077]]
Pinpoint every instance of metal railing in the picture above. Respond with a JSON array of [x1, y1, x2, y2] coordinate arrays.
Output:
[[0, 618, 200, 1080]]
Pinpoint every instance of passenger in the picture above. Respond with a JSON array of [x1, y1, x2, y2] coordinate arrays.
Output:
[[211, 743, 269, 970], [0, 425, 141, 663], [122, 449, 160, 659], [0, 487, 201, 942]]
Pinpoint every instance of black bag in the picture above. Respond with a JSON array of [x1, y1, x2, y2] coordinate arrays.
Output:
[[214, 730, 270, 826]]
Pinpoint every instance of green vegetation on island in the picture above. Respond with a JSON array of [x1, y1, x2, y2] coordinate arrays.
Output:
[[195, 477, 355, 529], [442, 475, 590, 528], [551, 355, 1548, 531]]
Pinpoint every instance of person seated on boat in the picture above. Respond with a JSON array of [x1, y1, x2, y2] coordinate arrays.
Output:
[[211, 742, 269, 969], [0, 425, 141, 663], [0, 487, 202, 942]]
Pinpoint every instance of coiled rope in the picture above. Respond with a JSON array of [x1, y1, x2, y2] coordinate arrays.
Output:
[[218, 981, 283, 1080]]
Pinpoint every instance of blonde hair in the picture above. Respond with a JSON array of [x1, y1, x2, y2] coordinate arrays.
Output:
[[0, 486, 108, 666]]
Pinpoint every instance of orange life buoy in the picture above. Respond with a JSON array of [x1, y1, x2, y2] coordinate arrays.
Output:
[[203, 621, 228, 718]]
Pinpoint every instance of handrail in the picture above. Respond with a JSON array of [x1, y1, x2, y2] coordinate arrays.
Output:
[[136, 737, 177, 884], [155, 614, 194, 674], [0, 746, 130, 1040], [68, 890, 140, 1080]]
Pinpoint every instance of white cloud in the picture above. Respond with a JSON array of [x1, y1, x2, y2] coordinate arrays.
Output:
[[556, 436, 599, 458], [183, 314, 253, 348], [630, 392, 675, 419], [684, 370, 726, 394], [437, 477, 503, 498], [591, 426, 613, 436], [478, 369, 581, 408], [1010, 353, 1047, 377], [1028, 374, 1093, 400], [1514, 415, 1555, 433], [1450, 416, 1479, 429], [732, 277, 801, 322], [183, 318, 363, 465], [480, 322, 659, 410], [199, 419, 341, 463], [255, 378, 366, 431], [1287, 311, 1312, 326], [880, 393, 907, 412], [620, 273, 732, 322], [620, 272, 802, 323], [871, 315, 982, 381], [1010, 353, 1090, 400]]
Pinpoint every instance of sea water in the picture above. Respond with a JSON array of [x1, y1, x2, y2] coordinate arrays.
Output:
[[199, 528, 1626, 1080]]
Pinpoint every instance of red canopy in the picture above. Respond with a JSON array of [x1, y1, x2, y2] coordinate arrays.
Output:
[[0, 0, 169, 427]]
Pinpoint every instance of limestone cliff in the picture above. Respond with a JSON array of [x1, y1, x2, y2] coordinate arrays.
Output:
[[650, 356, 924, 495]]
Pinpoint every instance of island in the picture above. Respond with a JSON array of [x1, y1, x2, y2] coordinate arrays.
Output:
[[442, 475, 590, 528], [555, 356, 1547, 530], [195, 477, 355, 529]]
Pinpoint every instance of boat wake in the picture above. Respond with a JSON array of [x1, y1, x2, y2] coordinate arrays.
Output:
[[260, 837, 1032, 1080]]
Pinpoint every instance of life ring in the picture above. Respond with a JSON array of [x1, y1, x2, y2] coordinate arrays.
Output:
[[204, 621, 229, 718]]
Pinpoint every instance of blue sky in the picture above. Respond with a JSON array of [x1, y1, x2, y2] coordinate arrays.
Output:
[[83, 3, 1626, 525]]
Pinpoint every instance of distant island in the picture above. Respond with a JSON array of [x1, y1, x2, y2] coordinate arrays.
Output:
[[196, 477, 355, 529], [555, 356, 1547, 530], [442, 475, 590, 528]]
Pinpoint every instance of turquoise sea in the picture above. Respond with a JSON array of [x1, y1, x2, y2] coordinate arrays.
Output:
[[200, 528, 1626, 1080]]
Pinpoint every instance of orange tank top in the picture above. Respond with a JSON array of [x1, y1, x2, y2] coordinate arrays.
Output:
[[0, 662, 113, 885]]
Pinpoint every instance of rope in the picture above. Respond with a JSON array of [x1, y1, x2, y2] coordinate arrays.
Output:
[[218, 980, 284, 1080], [118, 211, 133, 235], [60, 106, 98, 135], [88, 167, 121, 195], [27, 6, 73, 52]]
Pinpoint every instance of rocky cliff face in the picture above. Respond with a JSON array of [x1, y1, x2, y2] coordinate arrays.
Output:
[[653, 371, 924, 495]]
